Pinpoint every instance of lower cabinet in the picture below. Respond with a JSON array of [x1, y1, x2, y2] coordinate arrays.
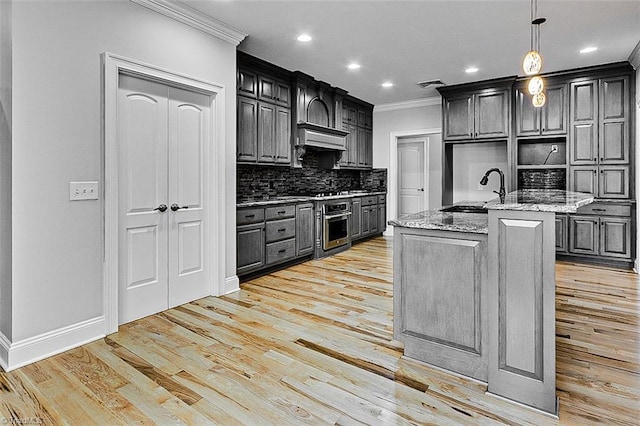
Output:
[[555, 214, 568, 253], [560, 201, 633, 264], [352, 194, 386, 241], [237, 202, 314, 277], [236, 223, 265, 275]]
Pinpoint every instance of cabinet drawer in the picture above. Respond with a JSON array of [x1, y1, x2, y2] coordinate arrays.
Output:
[[362, 196, 377, 206], [377, 194, 386, 204], [237, 208, 265, 225], [265, 218, 296, 243], [266, 204, 296, 220], [266, 238, 296, 265], [576, 202, 631, 217]]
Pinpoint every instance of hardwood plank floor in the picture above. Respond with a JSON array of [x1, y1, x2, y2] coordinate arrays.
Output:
[[1, 236, 638, 425]]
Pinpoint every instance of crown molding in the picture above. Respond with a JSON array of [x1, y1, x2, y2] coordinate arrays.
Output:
[[374, 97, 441, 113], [629, 40, 640, 69], [130, 0, 247, 46]]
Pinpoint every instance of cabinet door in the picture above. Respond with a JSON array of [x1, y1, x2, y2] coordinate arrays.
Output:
[[570, 80, 598, 165], [555, 214, 568, 253], [600, 217, 631, 259], [599, 76, 629, 164], [569, 216, 599, 255], [475, 90, 508, 139], [369, 205, 378, 234], [258, 75, 277, 102], [356, 127, 368, 167], [274, 106, 291, 164], [541, 83, 567, 135], [515, 88, 541, 136], [257, 102, 276, 163], [364, 130, 373, 168], [237, 69, 257, 98], [443, 95, 473, 140], [296, 203, 315, 256], [378, 203, 387, 235], [569, 166, 598, 196], [237, 223, 265, 274], [351, 198, 362, 239], [275, 81, 291, 107], [599, 166, 629, 199], [361, 206, 371, 235], [237, 97, 258, 162]]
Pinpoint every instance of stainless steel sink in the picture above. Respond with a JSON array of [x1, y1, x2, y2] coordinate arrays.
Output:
[[440, 205, 488, 214]]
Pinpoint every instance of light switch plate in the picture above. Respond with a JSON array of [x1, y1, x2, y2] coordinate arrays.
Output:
[[70, 181, 99, 201]]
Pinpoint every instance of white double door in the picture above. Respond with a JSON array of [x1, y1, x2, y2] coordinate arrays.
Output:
[[118, 74, 211, 325]]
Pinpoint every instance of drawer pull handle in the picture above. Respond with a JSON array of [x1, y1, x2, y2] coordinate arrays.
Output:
[[245, 214, 255, 218], [278, 228, 286, 232], [277, 249, 287, 253], [592, 208, 606, 212], [278, 210, 286, 214]]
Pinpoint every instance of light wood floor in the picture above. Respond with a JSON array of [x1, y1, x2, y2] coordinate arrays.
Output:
[[1, 237, 638, 425]]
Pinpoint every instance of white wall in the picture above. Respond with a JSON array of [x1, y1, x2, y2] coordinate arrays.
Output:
[[452, 142, 509, 203], [0, 0, 12, 341], [373, 101, 443, 217], [10, 1, 236, 345]]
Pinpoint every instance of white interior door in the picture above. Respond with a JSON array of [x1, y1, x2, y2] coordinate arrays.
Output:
[[398, 138, 427, 215], [118, 75, 211, 325], [167, 87, 210, 307]]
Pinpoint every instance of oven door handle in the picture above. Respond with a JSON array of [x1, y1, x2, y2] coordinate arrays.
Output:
[[324, 212, 352, 220]]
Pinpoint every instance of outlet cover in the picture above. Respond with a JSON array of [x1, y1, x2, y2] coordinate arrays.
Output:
[[70, 181, 99, 201]]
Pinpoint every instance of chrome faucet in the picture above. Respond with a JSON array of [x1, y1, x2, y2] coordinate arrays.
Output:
[[480, 168, 506, 204]]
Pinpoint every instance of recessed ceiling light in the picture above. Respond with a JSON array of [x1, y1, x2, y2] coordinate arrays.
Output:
[[382, 81, 394, 88], [297, 34, 312, 42], [579, 46, 598, 54], [348, 63, 361, 70], [465, 67, 479, 74]]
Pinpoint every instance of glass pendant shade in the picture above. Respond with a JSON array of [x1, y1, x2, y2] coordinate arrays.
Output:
[[532, 92, 546, 108], [528, 76, 544, 95], [522, 50, 542, 75]]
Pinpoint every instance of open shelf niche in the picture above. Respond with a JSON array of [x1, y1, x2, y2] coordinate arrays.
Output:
[[516, 137, 567, 190]]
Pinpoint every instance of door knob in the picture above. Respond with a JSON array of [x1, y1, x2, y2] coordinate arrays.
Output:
[[418, 188, 425, 192], [170, 203, 189, 212], [153, 204, 168, 212]]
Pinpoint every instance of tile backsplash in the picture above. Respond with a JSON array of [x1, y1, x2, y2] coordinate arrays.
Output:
[[237, 150, 387, 199]]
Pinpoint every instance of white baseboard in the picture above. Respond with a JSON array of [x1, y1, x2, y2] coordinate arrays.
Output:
[[1, 316, 105, 372], [224, 275, 240, 294]]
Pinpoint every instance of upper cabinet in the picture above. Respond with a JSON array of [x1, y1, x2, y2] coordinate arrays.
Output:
[[440, 79, 513, 141], [340, 98, 373, 169], [516, 81, 567, 137], [237, 54, 292, 166], [569, 74, 630, 166]]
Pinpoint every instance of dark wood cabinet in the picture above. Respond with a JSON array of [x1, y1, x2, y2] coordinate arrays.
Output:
[[442, 87, 509, 141], [378, 201, 387, 234], [296, 203, 314, 256], [569, 216, 599, 255], [555, 214, 568, 253], [237, 223, 265, 275], [600, 217, 632, 259], [599, 76, 629, 164], [516, 83, 567, 136], [237, 97, 258, 162], [257, 102, 291, 164], [258, 75, 291, 107], [237, 68, 257, 98], [351, 198, 362, 239], [340, 100, 373, 169], [570, 80, 599, 165]]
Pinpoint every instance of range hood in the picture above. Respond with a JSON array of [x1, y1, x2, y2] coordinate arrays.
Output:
[[294, 122, 348, 168]]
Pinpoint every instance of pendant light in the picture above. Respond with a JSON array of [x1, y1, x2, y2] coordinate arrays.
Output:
[[522, 0, 546, 107]]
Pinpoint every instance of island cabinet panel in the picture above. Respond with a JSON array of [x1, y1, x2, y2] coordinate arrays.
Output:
[[393, 229, 488, 381], [488, 210, 557, 414]]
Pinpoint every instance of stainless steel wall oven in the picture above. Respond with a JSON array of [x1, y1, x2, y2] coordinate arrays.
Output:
[[322, 201, 351, 251]]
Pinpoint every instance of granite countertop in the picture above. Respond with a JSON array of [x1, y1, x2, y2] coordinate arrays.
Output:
[[237, 191, 387, 208], [388, 211, 488, 234], [485, 189, 594, 213]]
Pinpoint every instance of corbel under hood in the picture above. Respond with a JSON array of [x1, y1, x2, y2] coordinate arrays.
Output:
[[294, 122, 348, 168]]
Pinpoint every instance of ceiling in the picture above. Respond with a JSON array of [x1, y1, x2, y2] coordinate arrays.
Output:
[[180, 0, 640, 106]]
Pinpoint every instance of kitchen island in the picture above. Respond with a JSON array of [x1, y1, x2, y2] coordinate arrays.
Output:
[[390, 190, 594, 415]]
